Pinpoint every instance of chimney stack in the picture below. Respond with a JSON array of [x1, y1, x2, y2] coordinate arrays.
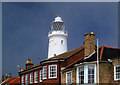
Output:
[[25, 59, 34, 70], [84, 32, 95, 57], [8, 73, 12, 79]]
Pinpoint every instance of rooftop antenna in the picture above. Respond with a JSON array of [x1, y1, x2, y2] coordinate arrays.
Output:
[[16, 65, 21, 72], [97, 38, 99, 85]]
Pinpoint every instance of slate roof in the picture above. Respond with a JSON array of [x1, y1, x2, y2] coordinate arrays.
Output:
[[100, 46, 120, 60], [65, 46, 120, 69]]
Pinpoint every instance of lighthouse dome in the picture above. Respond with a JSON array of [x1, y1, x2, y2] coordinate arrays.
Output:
[[54, 16, 63, 22]]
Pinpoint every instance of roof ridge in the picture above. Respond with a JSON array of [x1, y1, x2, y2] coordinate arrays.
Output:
[[101, 46, 120, 49], [22, 46, 84, 71], [46, 46, 84, 60], [100, 46, 104, 60]]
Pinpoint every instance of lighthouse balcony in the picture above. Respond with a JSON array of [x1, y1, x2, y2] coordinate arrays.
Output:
[[48, 31, 68, 37]]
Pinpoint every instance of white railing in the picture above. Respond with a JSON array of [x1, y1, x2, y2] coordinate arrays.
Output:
[[48, 31, 68, 35]]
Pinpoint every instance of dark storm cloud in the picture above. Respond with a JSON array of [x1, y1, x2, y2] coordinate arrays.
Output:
[[2, 2, 118, 77]]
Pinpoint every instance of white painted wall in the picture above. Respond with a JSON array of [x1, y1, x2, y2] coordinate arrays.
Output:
[[48, 31, 68, 58]]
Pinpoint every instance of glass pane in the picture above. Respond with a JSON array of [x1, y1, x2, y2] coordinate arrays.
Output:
[[88, 65, 94, 84]]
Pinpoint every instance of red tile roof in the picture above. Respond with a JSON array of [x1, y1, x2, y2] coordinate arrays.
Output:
[[1, 77, 20, 85]]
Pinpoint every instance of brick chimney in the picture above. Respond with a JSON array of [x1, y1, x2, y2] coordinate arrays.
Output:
[[84, 32, 95, 57], [8, 73, 12, 79], [25, 59, 34, 70]]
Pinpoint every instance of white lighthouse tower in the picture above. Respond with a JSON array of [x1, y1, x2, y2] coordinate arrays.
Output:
[[48, 16, 68, 58]]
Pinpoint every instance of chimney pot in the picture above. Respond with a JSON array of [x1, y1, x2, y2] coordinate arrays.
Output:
[[91, 32, 94, 34]]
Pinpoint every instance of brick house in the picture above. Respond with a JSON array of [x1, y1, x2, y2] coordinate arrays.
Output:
[[18, 16, 120, 84], [61, 37, 120, 84], [18, 41, 85, 84], [18, 32, 120, 84]]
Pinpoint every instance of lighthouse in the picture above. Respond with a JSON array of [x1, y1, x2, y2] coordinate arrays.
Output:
[[48, 16, 68, 58]]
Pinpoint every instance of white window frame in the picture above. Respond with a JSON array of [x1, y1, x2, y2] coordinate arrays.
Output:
[[76, 64, 96, 84], [40, 70, 42, 82], [78, 66, 84, 84], [21, 75, 24, 84], [49, 65, 57, 79], [30, 72, 33, 84], [26, 74, 28, 85], [34, 71, 38, 83], [88, 65, 95, 84], [114, 65, 120, 81], [43, 66, 47, 80], [66, 71, 72, 84]]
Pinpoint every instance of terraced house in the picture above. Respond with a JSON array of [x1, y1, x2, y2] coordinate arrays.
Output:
[[18, 16, 120, 84]]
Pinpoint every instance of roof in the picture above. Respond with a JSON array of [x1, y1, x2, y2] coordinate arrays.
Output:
[[44, 46, 84, 61], [19, 46, 84, 74], [1, 77, 20, 85], [65, 46, 120, 69], [100, 46, 120, 60]]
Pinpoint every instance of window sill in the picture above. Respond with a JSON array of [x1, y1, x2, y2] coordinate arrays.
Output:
[[43, 78, 47, 80], [40, 81, 42, 82], [114, 79, 120, 81], [49, 77, 57, 79]]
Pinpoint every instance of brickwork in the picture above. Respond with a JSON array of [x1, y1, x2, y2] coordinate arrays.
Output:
[[61, 68, 76, 84], [84, 33, 95, 57], [112, 58, 120, 83], [98, 58, 120, 83], [20, 61, 64, 84], [99, 62, 114, 83], [62, 59, 120, 84], [26, 64, 34, 70]]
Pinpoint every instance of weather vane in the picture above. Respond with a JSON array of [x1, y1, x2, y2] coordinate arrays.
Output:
[[56, 14, 59, 16]]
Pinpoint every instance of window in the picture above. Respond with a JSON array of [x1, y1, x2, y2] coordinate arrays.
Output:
[[30, 73, 33, 84], [34, 71, 38, 83], [61, 40, 64, 44], [88, 65, 94, 83], [40, 70, 42, 82], [77, 64, 96, 84], [26, 74, 28, 85], [21, 75, 24, 84], [43, 66, 47, 79], [78, 66, 84, 84], [114, 65, 120, 80], [49, 65, 57, 78], [66, 71, 72, 84]]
